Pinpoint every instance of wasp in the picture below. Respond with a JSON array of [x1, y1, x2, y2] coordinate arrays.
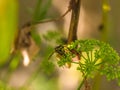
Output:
[[49, 44, 81, 68]]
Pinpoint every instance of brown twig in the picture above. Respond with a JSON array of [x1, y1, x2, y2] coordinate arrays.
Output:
[[67, 0, 81, 43], [21, 7, 72, 30], [33, 8, 71, 25], [84, 78, 91, 90], [13, 3, 72, 54]]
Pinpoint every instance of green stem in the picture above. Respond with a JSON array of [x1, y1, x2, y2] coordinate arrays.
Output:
[[77, 74, 89, 90], [72, 61, 79, 64], [77, 78, 85, 90], [81, 54, 88, 61], [86, 52, 91, 62], [90, 50, 93, 61], [101, 0, 110, 41]]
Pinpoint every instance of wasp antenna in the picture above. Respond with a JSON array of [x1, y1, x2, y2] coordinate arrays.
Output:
[[48, 51, 55, 60]]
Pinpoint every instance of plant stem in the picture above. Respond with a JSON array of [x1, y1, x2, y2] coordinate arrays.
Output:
[[77, 78, 85, 90], [33, 8, 71, 25], [77, 75, 91, 90], [67, 0, 81, 43], [101, 0, 110, 41]]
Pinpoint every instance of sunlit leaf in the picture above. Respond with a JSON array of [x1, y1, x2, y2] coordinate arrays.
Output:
[[0, 0, 18, 65]]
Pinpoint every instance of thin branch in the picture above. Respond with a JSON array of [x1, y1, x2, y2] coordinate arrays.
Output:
[[90, 51, 93, 61], [33, 8, 71, 25], [77, 78, 85, 90], [21, 7, 71, 30], [11, 5, 72, 61], [77, 75, 91, 90], [86, 52, 91, 62], [67, 0, 81, 43]]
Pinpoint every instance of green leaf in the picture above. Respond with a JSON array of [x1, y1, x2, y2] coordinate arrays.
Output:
[[43, 31, 61, 41], [0, 0, 18, 65], [42, 30, 65, 45], [31, 30, 41, 45], [33, 0, 52, 22], [9, 53, 21, 71], [39, 45, 55, 75]]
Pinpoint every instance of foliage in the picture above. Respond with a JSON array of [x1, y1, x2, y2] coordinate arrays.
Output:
[[40, 46, 55, 75], [43, 30, 64, 44], [33, 0, 52, 22], [39, 31, 64, 75], [31, 30, 42, 46], [0, 0, 18, 66], [54, 39, 120, 85], [0, 80, 15, 90]]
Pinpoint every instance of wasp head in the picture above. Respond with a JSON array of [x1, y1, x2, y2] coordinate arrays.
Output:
[[54, 45, 66, 56]]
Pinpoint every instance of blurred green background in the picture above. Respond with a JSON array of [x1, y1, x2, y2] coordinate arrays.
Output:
[[0, 0, 120, 90]]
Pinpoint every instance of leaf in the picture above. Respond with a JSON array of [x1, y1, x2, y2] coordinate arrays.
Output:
[[31, 30, 41, 45], [42, 31, 61, 42], [33, 0, 52, 22], [40, 46, 55, 75], [0, 0, 18, 66], [9, 53, 21, 71]]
